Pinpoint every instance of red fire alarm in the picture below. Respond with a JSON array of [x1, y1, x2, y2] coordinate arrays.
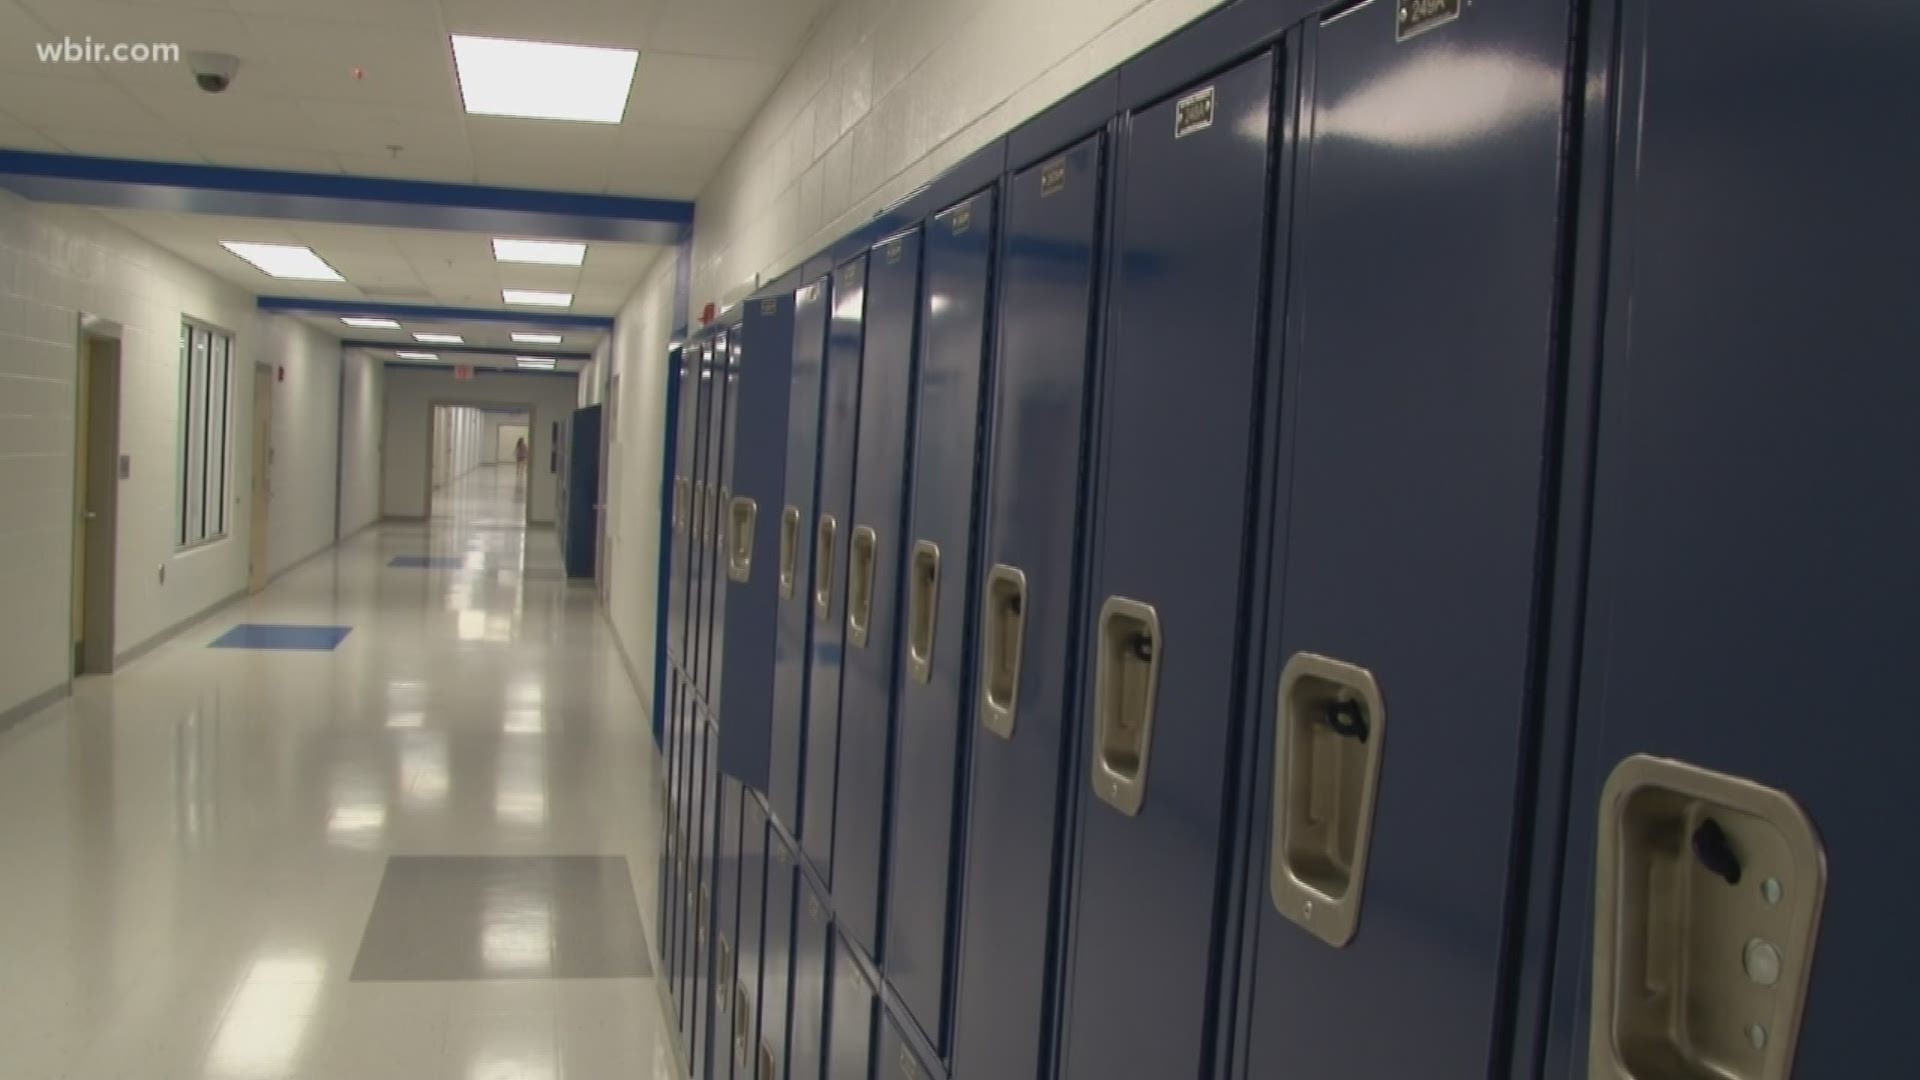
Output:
[[277, 365, 285, 382], [701, 302, 716, 325]]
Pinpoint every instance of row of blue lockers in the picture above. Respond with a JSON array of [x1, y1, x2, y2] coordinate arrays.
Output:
[[655, 0, 1912, 1076]]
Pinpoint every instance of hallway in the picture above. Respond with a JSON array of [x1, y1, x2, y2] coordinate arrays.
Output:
[[0, 473, 672, 1080]]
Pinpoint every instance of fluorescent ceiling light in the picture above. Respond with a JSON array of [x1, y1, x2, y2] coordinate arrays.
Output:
[[414, 332, 464, 344], [341, 317, 401, 330], [396, 351, 439, 360], [512, 332, 563, 344], [451, 35, 638, 124], [503, 289, 572, 307], [220, 242, 344, 282], [493, 238, 587, 266], [517, 357, 558, 369]]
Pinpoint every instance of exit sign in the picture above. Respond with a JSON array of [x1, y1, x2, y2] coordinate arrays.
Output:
[[454, 365, 474, 381]]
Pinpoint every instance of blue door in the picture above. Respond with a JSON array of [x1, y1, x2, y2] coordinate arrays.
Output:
[[712, 327, 743, 718], [688, 339, 718, 700], [1234, 3, 1576, 1076], [827, 932, 878, 1080], [668, 346, 699, 665], [802, 258, 869, 881], [790, 872, 834, 1080], [770, 276, 833, 834], [1539, 0, 1920, 1074], [762, 829, 800, 1080], [699, 333, 733, 703], [834, 227, 925, 957], [1055, 48, 1279, 1080], [719, 295, 799, 790], [885, 189, 996, 1051], [949, 130, 1106, 1080]]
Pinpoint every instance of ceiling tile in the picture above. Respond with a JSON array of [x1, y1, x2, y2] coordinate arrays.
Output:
[[0, 111, 58, 151], [647, 0, 830, 63], [54, 126, 204, 163], [240, 16, 462, 112], [0, 70, 162, 131], [137, 87, 319, 147], [225, 0, 445, 31], [626, 52, 781, 130], [195, 143, 344, 173], [300, 101, 472, 159], [330, 151, 475, 184], [439, 0, 660, 47], [606, 170, 707, 200]]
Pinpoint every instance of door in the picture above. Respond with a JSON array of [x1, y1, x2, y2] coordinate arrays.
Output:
[[1543, 0, 1919, 1074], [598, 374, 618, 604], [247, 363, 273, 593], [71, 332, 121, 675]]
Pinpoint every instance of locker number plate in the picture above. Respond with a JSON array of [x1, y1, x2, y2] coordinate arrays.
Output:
[[1397, 0, 1460, 40], [1175, 87, 1214, 138]]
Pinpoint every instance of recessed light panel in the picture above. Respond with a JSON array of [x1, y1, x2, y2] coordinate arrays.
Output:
[[414, 333, 464, 344], [220, 242, 344, 282], [512, 332, 564, 344], [502, 290, 573, 308], [341, 317, 402, 330], [396, 351, 440, 360], [493, 239, 587, 266], [451, 35, 639, 124], [517, 357, 558, 370]]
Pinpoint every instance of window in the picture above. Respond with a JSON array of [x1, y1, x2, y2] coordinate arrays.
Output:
[[177, 321, 233, 547]]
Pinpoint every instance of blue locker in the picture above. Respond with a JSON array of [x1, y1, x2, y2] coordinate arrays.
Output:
[[790, 870, 834, 1080], [769, 276, 834, 834], [669, 345, 699, 665], [719, 292, 800, 790], [948, 93, 1112, 1080], [877, 1008, 942, 1080], [826, 932, 878, 1080], [832, 226, 925, 958], [688, 338, 719, 697], [729, 794, 770, 1080], [714, 778, 744, 1080], [801, 257, 869, 880], [883, 187, 997, 1050], [696, 716, 723, 1080], [1537, 0, 1919, 1074], [698, 334, 734, 704], [711, 326, 744, 719], [1055, 32, 1282, 1080], [763, 829, 800, 1080], [1231, 2, 1578, 1076]]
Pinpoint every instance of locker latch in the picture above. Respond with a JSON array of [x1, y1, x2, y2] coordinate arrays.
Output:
[[979, 565, 1029, 740], [779, 506, 802, 599], [728, 496, 758, 584], [814, 515, 838, 623], [906, 540, 941, 684], [847, 525, 878, 648], [1090, 596, 1162, 817]]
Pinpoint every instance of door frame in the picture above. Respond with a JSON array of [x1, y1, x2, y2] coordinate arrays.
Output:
[[71, 318, 122, 675], [247, 362, 273, 593], [597, 373, 619, 602], [422, 399, 537, 524]]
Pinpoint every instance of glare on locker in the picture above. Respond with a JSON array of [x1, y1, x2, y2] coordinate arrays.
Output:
[[1054, 33, 1283, 1080], [790, 870, 834, 1080], [885, 187, 998, 1051], [833, 226, 926, 958], [769, 277, 835, 834], [826, 932, 878, 1080], [801, 257, 870, 881]]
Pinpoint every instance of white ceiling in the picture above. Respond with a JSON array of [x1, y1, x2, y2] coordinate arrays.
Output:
[[300, 312, 602, 359], [0, 0, 831, 198], [98, 207, 667, 315]]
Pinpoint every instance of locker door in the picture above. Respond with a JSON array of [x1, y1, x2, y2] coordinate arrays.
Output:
[[763, 832, 800, 1080], [1234, 3, 1576, 1076], [733, 796, 770, 1080], [1542, 0, 1920, 1074], [877, 1011, 941, 1080], [802, 258, 870, 879], [949, 131, 1105, 1080], [699, 335, 732, 703], [696, 718, 722, 1080], [826, 933, 878, 1080], [680, 718, 703, 1048], [669, 347, 699, 665], [833, 228, 925, 957], [713, 329, 744, 718], [790, 874, 834, 1080], [770, 278, 834, 834], [885, 189, 997, 1050], [688, 340, 717, 693], [1056, 49, 1279, 1080], [720, 296, 799, 791], [714, 779, 744, 1080]]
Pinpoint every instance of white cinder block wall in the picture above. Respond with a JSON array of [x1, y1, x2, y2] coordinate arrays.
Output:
[[381, 368, 580, 524], [255, 313, 346, 577], [338, 350, 385, 537], [0, 191, 355, 720], [686, 0, 1224, 313], [602, 257, 677, 707]]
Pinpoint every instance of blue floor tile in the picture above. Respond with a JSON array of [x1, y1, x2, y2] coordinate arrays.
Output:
[[388, 555, 468, 569], [209, 624, 352, 651]]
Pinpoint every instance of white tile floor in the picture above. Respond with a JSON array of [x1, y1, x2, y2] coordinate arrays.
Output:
[[0, 465, 680, 1080]]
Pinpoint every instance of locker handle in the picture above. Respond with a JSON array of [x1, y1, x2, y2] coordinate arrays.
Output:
[[814, 515, 838, 622], [760, 1040, 775, 1080], [905, 540, 941, 684], [727, 496, 757, 584], [978, 565, 1028, 740], [778, 505, 801, 599], [1270, 653, 1387, 949], [715, 934, 733, 1011], [673, 477, 689, 533], [697, 883, 710, 947], [1590, 756, 1826, 1080], [733, 984, 751, 1064], [715, 486, 731, 549], [847, 525, 878, 648], [1090, 597, 1161, 817], [693, 482, 707, 543]]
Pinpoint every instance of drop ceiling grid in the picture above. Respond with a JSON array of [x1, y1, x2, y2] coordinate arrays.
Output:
[[0, 0, 828, 196]]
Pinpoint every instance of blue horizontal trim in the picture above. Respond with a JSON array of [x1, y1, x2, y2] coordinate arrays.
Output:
[[342, 340, 595, 361], [0, 151, 691, 244], [259, 296, 615, 329], [383, 360, 578, 379]]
